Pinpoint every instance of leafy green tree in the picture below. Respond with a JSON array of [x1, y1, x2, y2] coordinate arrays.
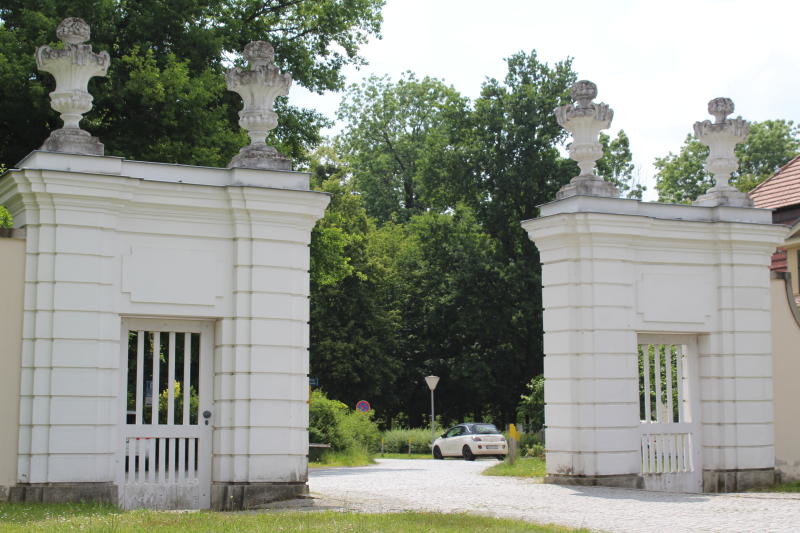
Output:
[[597, 130, 644, 199], [337, 72, 469, 221], [517, 374, 544, 431], [0, 0, 385, 168], [655, 120, 800, 203], [308, 147, 402, 415], [0, 205, 12, 228]]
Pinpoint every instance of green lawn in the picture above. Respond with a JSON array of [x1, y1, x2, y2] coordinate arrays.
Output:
[[377, 453, 432, 459], [0, 503, 587, 532], [483, 457, 546, 478], [750, 480, 800, 493]]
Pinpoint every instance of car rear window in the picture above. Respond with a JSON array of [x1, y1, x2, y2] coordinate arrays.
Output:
[[473, 424, 499, 434]]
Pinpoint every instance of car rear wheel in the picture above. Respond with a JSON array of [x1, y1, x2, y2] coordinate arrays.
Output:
[[433, 446, 443, 460], [462, 445, 475, 461]]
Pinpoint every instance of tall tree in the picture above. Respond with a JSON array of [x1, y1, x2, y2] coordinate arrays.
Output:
[[597, 130, 644, 199], [655, 120, 800, 203], [0, 0, 385, 168], [336, 72, 469, 222]]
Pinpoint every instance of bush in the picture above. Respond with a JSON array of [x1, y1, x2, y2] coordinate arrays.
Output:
[[381, 427, 436, 454], [309, 390, 349, 450], [340, 410, 381, 453], [517, 375, 544, 432], [309, 390, 381, 453], [523, 443, 545, 459]]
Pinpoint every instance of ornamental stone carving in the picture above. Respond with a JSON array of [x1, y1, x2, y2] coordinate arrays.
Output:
[[554, 80, 619, 200], [226, 41, 292, 170], [692, 97, 752, 207], [36, 18, 110, 156]]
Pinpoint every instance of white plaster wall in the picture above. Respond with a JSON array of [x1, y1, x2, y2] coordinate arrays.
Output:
[[771, 275, 800, 481], [523, 196, 786, 480], [0, 151, 328, 487], [0, 238, 24, 496]]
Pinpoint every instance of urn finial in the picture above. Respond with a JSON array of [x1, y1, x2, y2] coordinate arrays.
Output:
[[226, 40, 293, 170], [692, 97, 753, 207], [554, 80, 619, 199], [36, 18, 110, 155]]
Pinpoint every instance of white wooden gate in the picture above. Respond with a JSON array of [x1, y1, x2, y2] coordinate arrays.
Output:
[[637, 334, 702, 493], [118, 319, 213, 509]]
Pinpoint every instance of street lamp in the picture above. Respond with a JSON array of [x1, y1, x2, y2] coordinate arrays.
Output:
[[424, 375, 440, 448]]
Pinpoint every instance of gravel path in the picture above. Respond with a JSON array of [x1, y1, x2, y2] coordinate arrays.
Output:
[[308, 458, 800, 532]]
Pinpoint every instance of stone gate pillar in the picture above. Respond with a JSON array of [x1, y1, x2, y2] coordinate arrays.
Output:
[[0, 20, 329, 508], [522, 84, 786, 492]]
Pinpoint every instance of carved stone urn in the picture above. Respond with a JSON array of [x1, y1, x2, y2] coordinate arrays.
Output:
[[36, 18, 110, 155], [226, 41, 293, 170], [554, 80, 619, 199], [692, 97, 752, 207]]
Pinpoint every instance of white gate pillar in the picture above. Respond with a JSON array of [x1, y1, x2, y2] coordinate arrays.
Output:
[[522, 86, 787, 492]]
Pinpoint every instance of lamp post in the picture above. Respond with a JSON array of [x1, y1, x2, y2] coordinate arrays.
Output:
[[424, 375, 440, 448]]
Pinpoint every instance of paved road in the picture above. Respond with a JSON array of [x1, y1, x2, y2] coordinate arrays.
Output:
[[308, 458, 800, 532]]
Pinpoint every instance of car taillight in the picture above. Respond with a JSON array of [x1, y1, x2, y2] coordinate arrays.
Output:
[[471, 436, 482, 441]]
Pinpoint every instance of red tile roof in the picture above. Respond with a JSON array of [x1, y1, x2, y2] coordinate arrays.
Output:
[[750, 155, 800, 209], [771, 248, 788, 271]]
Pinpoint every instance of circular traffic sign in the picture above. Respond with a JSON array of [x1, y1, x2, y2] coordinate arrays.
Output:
[[355, 400, 371, 413]]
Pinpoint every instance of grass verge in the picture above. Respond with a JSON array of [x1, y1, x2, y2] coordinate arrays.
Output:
[[483, 457, 546, 478], [377, 453, 432, 459], [750, 480, 800, 492], [308, 447, 375, 468], [0, 503, 587, 532]]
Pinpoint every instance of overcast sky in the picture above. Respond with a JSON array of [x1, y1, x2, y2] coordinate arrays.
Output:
[[290, 0, 800, 200]]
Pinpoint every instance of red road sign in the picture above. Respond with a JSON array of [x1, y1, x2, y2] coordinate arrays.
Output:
[[356, 400, 371, 413]]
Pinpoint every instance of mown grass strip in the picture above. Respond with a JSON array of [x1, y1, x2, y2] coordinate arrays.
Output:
[[377, 453, 432, 459], [308, 447, 375, 468], [0, 503, 587, 532], [750, 480, 800, 493], [483, 457, 546, 478]]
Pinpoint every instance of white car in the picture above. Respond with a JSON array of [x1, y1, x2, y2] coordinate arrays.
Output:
[[432, 423, 507, 460]]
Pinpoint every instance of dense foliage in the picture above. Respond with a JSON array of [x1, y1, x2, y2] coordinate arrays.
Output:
[[655, 120, 800, 203], [310, 52, 590, 427], [0, 0, 385, 168], [309, 390, 380, 452]]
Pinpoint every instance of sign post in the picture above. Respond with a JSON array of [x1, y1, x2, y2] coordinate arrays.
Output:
[[424, 376, 440, 449]]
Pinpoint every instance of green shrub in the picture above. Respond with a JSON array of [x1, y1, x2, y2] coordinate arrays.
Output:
[[0, 205, 12, 229], [309, 390, 349, 450], [523, 443, 545, 459], [517, 374, 544, 432], [340, 410, 381, 452], [309, 390, 381, 453], [381, 427, 435, 454]]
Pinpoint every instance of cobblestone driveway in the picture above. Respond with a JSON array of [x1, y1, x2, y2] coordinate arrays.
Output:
[[308, 458, 800, 532]]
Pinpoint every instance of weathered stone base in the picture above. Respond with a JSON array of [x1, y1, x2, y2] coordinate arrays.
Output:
[[228, 143, 291, 170], [8, 483, 117, 504], [693, 186, 753, 207], [545, 473, 642, 489], [40, 128, 104, 156], [556, 174, 620, 199], [211, 482, 308, 511], [703, 468, 775, 492]]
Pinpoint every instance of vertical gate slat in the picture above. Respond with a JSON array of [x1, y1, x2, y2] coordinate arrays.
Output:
[[183, 333, 191, 425], [159, 438, 167, 482], [178, 437, 185, 483], [151, 332, 161, 425], [654, 346, 663, 423], [642, 345, 651, 422], [666, 345, 674, 423], [171, 438, 178, 483], [676, 345, 685, 423], [189, 438, 196, 480], [135, 331, 144, 425], [167, 333, 176, 426]]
